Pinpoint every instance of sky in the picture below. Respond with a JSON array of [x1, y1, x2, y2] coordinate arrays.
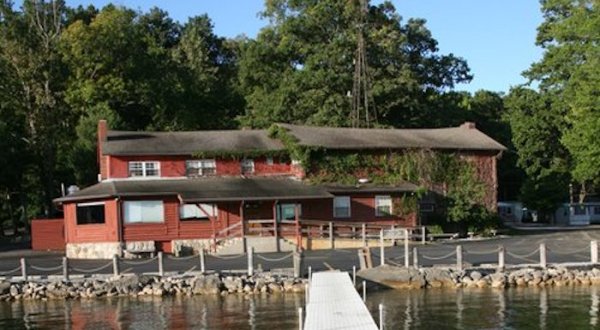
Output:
[[50, 1, 545, 93]]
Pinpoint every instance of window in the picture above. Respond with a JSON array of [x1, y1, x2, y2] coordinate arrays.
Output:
[[375, 195, 393, 217], [76, 202, 105, 225], [123, 201, 164, 224], [241, 158, 254, 174], [333, 196, 351, 218], [594, 206, 600, 215], [128, 161, 160, 177], [573, 205, 587, 216], [186, 159, 216, 176], [277, 203, 301, 222], [180, 203, 217, 220]]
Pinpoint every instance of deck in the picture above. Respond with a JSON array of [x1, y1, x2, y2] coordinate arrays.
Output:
[[304, 271, 378, 330]]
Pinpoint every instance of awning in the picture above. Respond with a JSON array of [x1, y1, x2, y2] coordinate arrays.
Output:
[[54, 177, 333, 203]]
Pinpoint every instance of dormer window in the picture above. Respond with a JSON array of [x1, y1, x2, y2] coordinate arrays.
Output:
[[241, 158, 254, 174], [186, 159, 216, 177], [129, 161, 160, 177]]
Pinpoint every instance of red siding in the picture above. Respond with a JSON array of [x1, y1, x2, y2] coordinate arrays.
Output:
[[107, 156, 294, 179], [65, 199, 120, 243], [31, 219, 65, 250]]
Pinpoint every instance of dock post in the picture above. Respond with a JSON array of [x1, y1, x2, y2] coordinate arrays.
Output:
[[379, 304, 384, 330], [112, 255, 120, 277], [158, 251, 164, 276], [305, 283, 309, 305], [247, 247, 254, 276], [592, 240, 598, 264], [456, 245, 463, 272], [404, 229, 409, 268], [308, 266, 312, 281], [362, 223, 367, 247], [380, 229, 385, 266], [298, 307, 303, 330], [498, 246, 505, 271], [20, 258, 27, 281], [421, 226, 426, 245], [62, 257, 69, 281], [413, 247, 418, 269], [199, 248, 206, 273], [540, 243, 547, 269], [362, 280, 366, 302], [293, 250, 302, 278], [329, 222, 334, 249], [353, 265, 356, 286]]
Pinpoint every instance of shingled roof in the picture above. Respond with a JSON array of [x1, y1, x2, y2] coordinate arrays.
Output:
[[102, 130, 284, 156], [277, 123, 506, 151], [54, 177, 333, 203]]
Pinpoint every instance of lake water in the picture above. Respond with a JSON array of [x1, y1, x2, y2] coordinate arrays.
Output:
[[1, 286, 599, 329]]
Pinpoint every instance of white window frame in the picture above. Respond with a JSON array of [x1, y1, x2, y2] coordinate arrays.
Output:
[[123, 200, 164, 224], [333, 196, 351, 218], [186, 159, 216, 177], [76, 202, 106, 225], [241, 158, 255, 174], [375, 195, 393, 217], [179, 203, 217, 220], [276, 203, 301, 222], [128, 161, 160, 177]]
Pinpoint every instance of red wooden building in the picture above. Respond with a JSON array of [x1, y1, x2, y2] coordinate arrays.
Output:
[[47, 120, 505, 258]]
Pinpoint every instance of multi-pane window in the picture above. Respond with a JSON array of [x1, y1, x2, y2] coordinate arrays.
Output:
[[186, 159, 216, 177], [128, 161, 160, 177], [123, 201, 164, 224], [276, 203, 301, 222], [241, 158, 255, 174], [180, 203, 216, 220], [333, 196, 351, 218], [573, 205, 587, 216], [375, 195, 393, 217], [76, 202, 105, 225]]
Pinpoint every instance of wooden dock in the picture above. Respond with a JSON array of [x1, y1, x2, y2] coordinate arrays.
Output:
[[304, 271, 378, 330]]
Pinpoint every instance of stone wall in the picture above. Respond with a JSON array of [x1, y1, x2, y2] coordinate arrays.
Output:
[[66, 242, 122, 259], [171, 239, 213, 256]]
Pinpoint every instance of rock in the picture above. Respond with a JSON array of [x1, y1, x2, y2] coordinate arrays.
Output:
[[268, 283, 282, 293], [192, 275, 222, 295], [10, 285, 19, 297], [358, 265, 425, 289], [470, 271, 482, 281], [424, 268, 455, 288]]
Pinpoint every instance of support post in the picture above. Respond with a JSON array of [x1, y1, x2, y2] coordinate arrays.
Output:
[[158, 251, 164, 276], [353, 265, 357, 286], [273, 201, 279, 252], [421, 226, 426, 245], [62, 257, 69, 281], [293, 250, 302, 278], [247, 247, 254, 276], [404, 229, 409, 268], [456, 245, 463, 272], [295, 203, 302, 250], [592, 240, 598, 264], [20, 258, 27, 280], [362, 223, 367, 247], [329, 221, 334, 249], [540, 243, 547, 269], [298, 307, 303, 330], [413, 247, 418, 269], [200, 248, 206, 273], [305, 283, 309, 305], [380, 229, 385, 266], [362, 280, 367, 302], [391, 225, 396, 246], [379, 304, 384, 330], [240, 201, 246, 253], [308, 266, 312, 281], [498, 246, 505, 271], [113, 255, 120, 277]]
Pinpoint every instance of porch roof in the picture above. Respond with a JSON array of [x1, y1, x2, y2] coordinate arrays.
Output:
[[54, 177, 334, 203]]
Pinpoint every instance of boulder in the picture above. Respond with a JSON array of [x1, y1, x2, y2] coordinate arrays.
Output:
[[423, 268, 456, 288], [192, 275, 222, 295], [0, 282, 10, 295], [358, 265, 425, 289], [470, 271, 482, 281]]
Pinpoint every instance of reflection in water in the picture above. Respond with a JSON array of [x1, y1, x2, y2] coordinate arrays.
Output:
[[1, 287, 600, 329]]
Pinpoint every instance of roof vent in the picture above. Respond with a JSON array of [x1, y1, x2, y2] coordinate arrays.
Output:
[[461, 122, 476, 129]]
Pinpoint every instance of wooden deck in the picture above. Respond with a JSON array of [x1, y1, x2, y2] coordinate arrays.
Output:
[[304, 271, 378, 330]]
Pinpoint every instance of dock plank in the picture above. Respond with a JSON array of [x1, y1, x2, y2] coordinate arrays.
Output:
[[304, 271, 378, 330]]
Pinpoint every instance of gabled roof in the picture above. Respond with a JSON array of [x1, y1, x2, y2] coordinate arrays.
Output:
[[276, 123, 506, 151], [54, 177, 333, 203], [103, 130, 284, 156]]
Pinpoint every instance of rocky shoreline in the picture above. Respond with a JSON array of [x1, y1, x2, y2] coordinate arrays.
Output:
[[359, 265, 600, 290], [0, 273, 307, 302]]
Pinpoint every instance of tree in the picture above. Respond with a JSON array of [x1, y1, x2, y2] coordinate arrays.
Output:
[[238, 0, 471, 128]]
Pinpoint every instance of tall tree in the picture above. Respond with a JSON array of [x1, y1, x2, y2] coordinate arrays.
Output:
[[238, 0, 471, 128]]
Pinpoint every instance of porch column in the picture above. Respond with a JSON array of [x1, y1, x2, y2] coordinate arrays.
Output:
[[295, 203, 301, 250], [273, 200, 279, 252], [240, 201, 246, 253], [203, 203, 217, 250]]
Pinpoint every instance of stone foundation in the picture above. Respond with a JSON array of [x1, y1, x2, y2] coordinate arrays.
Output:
[[171, 239, 212, 256], [66, 242, 122, 259]]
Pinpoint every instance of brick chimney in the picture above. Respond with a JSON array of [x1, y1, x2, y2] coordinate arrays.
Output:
[[460, 122, 476, 129], [97, 120, 108, 181]]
